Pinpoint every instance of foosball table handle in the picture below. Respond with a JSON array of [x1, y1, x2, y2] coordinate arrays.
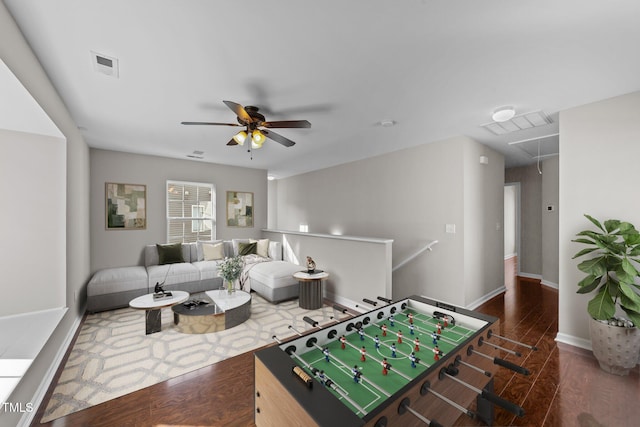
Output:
[[493, 357, 530, 376], [480, 390, 525, 417]]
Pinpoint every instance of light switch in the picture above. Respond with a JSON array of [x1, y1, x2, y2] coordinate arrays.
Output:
[[445, 224, 456, 234]]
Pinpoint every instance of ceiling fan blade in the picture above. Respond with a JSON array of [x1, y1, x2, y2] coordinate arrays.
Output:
[[262, 120, 311, 129], [262, 129, 295, 147], [227, 138, 238, 146], [223, 100, 253, 123], [181, 121, 242, 126]]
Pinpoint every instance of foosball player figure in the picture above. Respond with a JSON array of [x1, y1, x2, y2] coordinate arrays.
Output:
[[389, 314, 395, 327], [381, 324, 388, 337], [352, 365, 361, 383], [414, 337, 420, 352], [397, 330, 403, 344], [437, 322, 442, 335], [374, 335, 380, 349], [409, 324, 415, 335], [340, 335, 346, 350], [409, 352, 417, 368], [323, 347, 330, 362], [390, 343, 397, 358], [432, 345, 440, 361], [318, 370, 326, 386], [408, 312, 414, 324], [443, 316, 449, 328], [381, 358, 389, 375], [360, 346, 367, 362], [431, 331, 438, 345], [358, 327, 365, 341]]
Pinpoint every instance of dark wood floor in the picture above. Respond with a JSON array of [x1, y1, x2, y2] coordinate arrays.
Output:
[[32, 261, 639, 427]]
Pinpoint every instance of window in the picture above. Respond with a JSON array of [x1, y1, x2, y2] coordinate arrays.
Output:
[[167, 180, 215, 243]]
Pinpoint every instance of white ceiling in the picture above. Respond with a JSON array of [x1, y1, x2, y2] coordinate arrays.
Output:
[[4, 0, 640, 178]]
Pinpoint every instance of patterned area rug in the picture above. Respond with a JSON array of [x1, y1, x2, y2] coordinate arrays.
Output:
[[42, 292, 336, 422]]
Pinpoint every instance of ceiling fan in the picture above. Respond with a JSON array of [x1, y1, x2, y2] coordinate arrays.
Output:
[[181, 100, 311, 150]]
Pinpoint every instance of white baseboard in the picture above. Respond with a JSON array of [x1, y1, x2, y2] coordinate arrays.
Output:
[[467, 286, 506, 310], [325, 292, 364, 313], [18, 312, 83, 427], [554, 332, 592, 351], [541, 279, 559, 289], [518, 272, 542, 281]]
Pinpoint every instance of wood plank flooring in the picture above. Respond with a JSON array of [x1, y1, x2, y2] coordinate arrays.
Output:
[[32, 261, 639, 427]]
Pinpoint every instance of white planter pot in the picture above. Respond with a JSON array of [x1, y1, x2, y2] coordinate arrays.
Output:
[[589, 317, 640, 376]]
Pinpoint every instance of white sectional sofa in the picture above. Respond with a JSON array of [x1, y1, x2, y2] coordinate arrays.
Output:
[[87, 239, 302, 312]]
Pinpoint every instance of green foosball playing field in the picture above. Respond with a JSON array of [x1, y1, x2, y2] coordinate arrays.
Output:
[[297, 308, 476, 416]]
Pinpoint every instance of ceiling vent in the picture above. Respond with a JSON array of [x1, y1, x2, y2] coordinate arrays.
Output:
[[91, 51, 119, 78], [481, 110, 552, 135]]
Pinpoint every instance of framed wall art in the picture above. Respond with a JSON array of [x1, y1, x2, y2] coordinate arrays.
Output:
[[105, 182, 147, 230], [226, 191, 253, 227]]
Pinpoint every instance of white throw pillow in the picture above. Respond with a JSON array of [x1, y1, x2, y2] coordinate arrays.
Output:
[[197, 240, 222, 261], [250, 239, 270, 257], [202, 242, 224, 261]]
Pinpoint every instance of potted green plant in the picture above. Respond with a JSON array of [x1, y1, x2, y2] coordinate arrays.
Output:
[[218, 256, 244, 293], [573, 214, 640, 375]]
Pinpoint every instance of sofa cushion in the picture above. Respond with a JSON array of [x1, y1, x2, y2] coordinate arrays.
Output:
[[145, 243, 193, 266], [202, 241, 224, 261], [251, 239, 270, 257], [147, 262, 199, 287], [249, 261, 302, 289], [192, 260, 222, 281], [88, 266, 148, 296], [156, 243, 184, 264], [232, 239, 250, 256], [238, 241, 257, 256], [196, 240, 223, 261]]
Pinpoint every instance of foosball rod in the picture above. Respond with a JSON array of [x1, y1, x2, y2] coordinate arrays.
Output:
[[307, 340, 392, 398], [333, 304, 359, 317], [286, 348, 370, 416], [467, 345, 530, 376], [376, 296, 393, 304], [438, 366, 525, 417], [420, 381, 475, 419], [398, 397, 443, 427], [487, 330, 538, 351], [478, 336, 522, 357], [453, 355, 491, 377]]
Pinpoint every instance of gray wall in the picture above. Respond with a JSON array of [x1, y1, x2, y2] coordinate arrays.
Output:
[[273, 136, 505, 308], [541, 156, 559, 287], [1, 3, 91, 426], [90, 149, 269, 272], [558, 91, 640, 348]]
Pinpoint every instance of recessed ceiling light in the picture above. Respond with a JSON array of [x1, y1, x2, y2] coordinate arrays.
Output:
[[378, 120, 396, 127], [491, 107, 515, 122]]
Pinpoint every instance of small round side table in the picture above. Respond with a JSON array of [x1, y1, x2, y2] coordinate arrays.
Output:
[[293, 271, 329, 310]]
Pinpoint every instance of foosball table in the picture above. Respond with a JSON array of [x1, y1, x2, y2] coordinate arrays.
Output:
[[254, 295, 535, 426]]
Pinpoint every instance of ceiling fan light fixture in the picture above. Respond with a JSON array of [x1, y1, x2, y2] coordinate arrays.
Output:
[[252, 130, 266, 148], [233, 130, 247, 145], [492, 106, 516, 123]]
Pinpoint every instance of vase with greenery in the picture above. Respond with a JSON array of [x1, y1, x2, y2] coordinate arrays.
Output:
[[573, 214, 640, 374], [218, 256, 244, 293]]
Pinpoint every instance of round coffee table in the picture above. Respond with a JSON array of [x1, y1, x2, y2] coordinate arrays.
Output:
[[293, 271, 329, 309], [172, 289, 251, 334], [129, 290, 189, 334]]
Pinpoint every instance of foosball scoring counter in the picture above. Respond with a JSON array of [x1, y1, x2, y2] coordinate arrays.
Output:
[[254, 295, 536, 427]]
